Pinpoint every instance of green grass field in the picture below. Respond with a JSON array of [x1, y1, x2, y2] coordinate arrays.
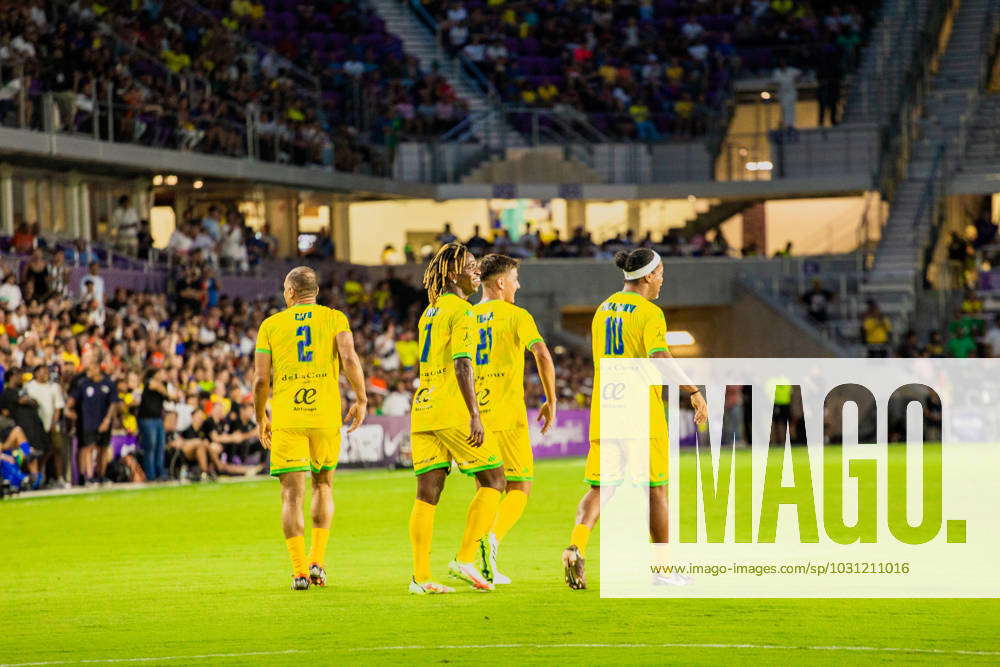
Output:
[[3, 454, 999, 665]]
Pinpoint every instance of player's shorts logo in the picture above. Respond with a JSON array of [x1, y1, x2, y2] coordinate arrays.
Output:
[[293, 388, 318, 405]]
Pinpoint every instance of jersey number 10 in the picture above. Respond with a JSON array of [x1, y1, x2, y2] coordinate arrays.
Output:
[[605, 317, 624, 355]]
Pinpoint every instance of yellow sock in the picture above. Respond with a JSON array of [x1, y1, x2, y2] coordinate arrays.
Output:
[[409, 500, 436, 582], [308, 527, 330, 567], [570, 524, 591, 558], [285, 535, 307, 576], [492, 489, 529, 542], [457, 487, 502, 562]]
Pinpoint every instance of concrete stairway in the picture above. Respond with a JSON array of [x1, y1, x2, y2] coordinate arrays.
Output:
[[862, 0, 996, 329], [842, 0, 932, 124], [369, 0, 522, 147], [961, 92, 1000, 174]]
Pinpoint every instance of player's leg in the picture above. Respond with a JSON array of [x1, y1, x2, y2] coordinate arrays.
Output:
[[306, 429, 339, 587], [270, 429, 312, 590], [307, 469, 334, 586], [486, 429, 533, 584], [450, 429, 504, 590], [279, 471, 310, 589], [408, 431, 453, 593], [563, 439, 622, 589]]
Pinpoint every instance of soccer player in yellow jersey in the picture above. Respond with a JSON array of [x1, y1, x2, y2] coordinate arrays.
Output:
[[408, 242, 506, 594], [562, 248, 708, 590], [471, 254, 557, 585], [252, 267, 368, 591]]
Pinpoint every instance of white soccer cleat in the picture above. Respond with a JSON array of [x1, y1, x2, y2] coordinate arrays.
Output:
[[652, 573, 694, 587], [484, 533, 511, 585], [409, 577, 455, 594], [448, 559, 495, 591]]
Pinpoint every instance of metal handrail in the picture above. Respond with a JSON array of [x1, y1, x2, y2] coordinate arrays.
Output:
[[405, 0, 501, 105], [875, 0, 958, 199]]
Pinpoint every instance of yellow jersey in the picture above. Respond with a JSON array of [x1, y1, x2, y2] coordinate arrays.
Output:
[[471, 299, 544, 431], [411, 293, 475, 432], [590, 291, 668, 441], [255, 304, 350, 429]]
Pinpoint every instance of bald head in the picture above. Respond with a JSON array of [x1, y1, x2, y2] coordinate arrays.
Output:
[[283, 266, 319, 306]]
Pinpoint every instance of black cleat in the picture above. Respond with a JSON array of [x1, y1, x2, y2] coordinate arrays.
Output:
[[309, 563, 327, 587], [562, 545, 587, 590], [291, 575, 310, 591]]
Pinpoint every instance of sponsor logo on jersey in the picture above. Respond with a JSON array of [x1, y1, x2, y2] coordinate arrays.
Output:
[[293, 388, 318, 405]]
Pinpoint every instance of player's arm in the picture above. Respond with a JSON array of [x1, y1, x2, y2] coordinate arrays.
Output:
[[644, 313, 707, 424], [452, 308, 483, 446], [455, 356, 483, 446], [252, 349, 272, 450], [529, 340, 557, 434], [335, 329, 367, 432]]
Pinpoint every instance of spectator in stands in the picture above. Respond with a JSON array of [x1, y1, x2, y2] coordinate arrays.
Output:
[[24, 364, 66, 487], [48, 250, 67, 297], [947, 324, 977, 359], [925, 330, 945, 357], [395, 330, 419, 371], [381, 380, 411, 416], [437, 223, 457, 245], [1, 369, 48, 488], [12, 222, 35, 253], [112, 195, 141, 256], [466, 225, 489, 257], [138, 367, 173, 482], [983, 314, 1000, 357], [21, 250, 50, 303], [79, 262, 105, 304], [896, 330, 921, 358], [201, 206, 223, 242], [800, 279, 834, 324], [219, 218, 249, 271], [303, 227, 334, 259], [0, 271, 23, 312], [772, 59, 802, 131], [68, 360, 119, 486], [860, 300, 891, 358]]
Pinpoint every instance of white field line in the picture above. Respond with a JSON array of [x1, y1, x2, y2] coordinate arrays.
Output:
[[6, 641, 1000, 666]]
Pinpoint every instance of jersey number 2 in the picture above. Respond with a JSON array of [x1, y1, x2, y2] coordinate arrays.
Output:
[[604, 317, 624, 355], [296, 325, 313, 362]]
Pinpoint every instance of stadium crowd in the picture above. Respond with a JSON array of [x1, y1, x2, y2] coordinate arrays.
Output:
[[0, 0, 466, 173], [423, 0, 875, 139]]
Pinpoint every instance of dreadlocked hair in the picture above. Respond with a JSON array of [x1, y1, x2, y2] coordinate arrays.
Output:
[[423, 242, 471, 304]]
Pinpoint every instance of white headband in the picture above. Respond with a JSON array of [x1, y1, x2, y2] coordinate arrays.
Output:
[[623, 253, 661, 280]]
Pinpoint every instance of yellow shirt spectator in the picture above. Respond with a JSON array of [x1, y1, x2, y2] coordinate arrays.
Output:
[[521, 89, 538, 105], [598, 64, 617, 84], [629, 103, 650, 123], [343, 279, 365, 305], [674, 99, 694, 118], [862, 315, 891, 344], [396, 339, 420, 369], [666, 64, 684, 83], [537, 83, 558, 103], [501, 9, 516, 24], [162, 49, 191, 73]]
